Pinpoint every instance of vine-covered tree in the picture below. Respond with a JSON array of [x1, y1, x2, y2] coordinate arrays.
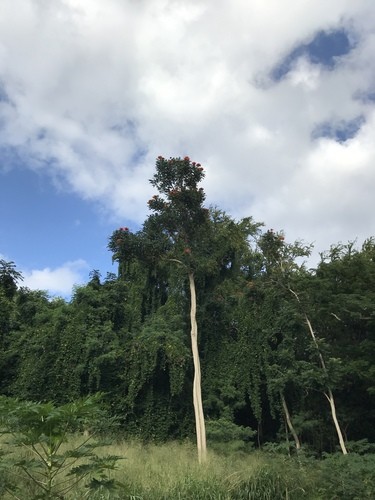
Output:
[[1, 164, 374, 457]]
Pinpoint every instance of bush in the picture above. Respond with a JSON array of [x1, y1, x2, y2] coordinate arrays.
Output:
[[206, 418, 256, 454], [0, 394, 123, 499], [317, 453, 375, 499]]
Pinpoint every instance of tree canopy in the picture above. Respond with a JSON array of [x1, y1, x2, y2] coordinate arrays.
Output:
[[0, 158, 374, 457]]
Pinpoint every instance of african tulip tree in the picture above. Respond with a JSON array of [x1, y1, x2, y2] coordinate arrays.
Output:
[[146, 155, 209, 462]]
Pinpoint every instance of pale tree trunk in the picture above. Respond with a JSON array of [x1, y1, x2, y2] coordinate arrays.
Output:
[[289, 288, 348, 455], [324, 388, 348, 455], [280, 392, 301, 452], [304, 314, 348, 455], [188, 271, 207, 463]]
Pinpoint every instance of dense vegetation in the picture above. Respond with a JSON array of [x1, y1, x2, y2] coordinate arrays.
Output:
[[1, 156, 374, 496]]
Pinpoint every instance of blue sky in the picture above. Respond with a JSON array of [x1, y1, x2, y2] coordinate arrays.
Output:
[[1, 0, 375, 299], [271, 29, 354, 81], [0, 166, 123, 291]]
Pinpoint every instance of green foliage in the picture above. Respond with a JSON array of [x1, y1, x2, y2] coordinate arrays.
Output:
[[317, 453, 375, 499], [0, 261, 23, 352], [148, 155, 208, 246], [1, 157, 375, 455], [118, 310, 192, 440], [0, 260, 23, 300], [124, 314, 189, 405], [206, 418, 256, 453], [0, 394, 122, 499], [346, 439, 375, 454]]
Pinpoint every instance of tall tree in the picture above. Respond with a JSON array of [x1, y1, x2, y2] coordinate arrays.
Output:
[[306, 239, 375, 446], [145, 156, 209, 462], [259, 230, 348, 454]]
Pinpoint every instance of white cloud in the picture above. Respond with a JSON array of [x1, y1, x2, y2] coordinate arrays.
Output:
[[22, 260, 89, 298], [1, 0, 375, 259], [287, 57, 322, 91]]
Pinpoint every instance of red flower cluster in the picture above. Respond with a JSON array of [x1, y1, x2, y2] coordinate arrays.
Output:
[[119, 227, 129, 231], [184, 156, 190, 161]]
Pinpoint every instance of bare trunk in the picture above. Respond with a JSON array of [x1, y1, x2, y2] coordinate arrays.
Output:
[[189, 272, 207, 463], [280, 392, 301, 452], [304, 315, 348, 455], [288, 288, 348, 455], [324, 389, 348, 455]]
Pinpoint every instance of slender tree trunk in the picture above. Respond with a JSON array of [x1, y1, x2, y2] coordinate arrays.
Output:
[[284, 416, 291, 457], [304, 315, 348, 455], [288, 288, 348, 455], [188, 271, 207, 463], [280, 392, 301, 452], [324, 388, 348, 454]]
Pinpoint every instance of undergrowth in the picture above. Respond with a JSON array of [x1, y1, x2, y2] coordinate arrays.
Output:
[[1, 439, 375, 499]]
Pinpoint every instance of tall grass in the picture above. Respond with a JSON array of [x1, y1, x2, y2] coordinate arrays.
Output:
[[77, 439, 313, 499], [2, 438, 375, 499], [109, 440, 269, 499]]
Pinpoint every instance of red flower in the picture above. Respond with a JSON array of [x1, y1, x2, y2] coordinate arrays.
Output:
[[184, 156, 190, 161], [184, 248, 191, 254]]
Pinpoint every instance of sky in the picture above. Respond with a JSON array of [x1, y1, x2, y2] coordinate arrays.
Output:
[[1, 0, 375, 299]]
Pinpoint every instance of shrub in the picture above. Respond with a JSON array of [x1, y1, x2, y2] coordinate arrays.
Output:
[[0, 394, 123, 499], [317, 453, 375, 499], [206, 418, 256, 453]]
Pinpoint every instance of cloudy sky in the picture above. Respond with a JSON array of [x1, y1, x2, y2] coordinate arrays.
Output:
[[1, 0, 374, 298]]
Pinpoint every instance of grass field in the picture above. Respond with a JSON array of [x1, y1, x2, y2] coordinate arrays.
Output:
[[1, 438, 375, 499]]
